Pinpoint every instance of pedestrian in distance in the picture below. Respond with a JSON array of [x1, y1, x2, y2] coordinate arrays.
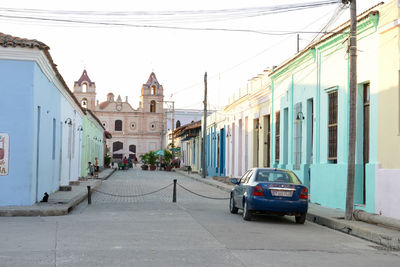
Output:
[[94, 157, 99, 178], [123, 156, 128, 170], [133, 156, 138, 167], [128, 157, 132, 168], [88, 162, 94, 178]]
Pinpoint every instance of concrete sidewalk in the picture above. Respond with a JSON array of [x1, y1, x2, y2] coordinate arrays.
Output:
[[175, 169, 400, 250], [0, 168, 116, 217]]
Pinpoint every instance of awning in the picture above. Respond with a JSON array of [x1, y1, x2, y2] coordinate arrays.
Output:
[[155, 149, 164, 156]]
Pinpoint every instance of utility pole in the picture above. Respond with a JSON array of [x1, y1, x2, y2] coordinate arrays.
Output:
[[297, 34, 300, 53], [345, 0, 357, 220], [158, 100, 174, 149], [202, 72, 208, 178]]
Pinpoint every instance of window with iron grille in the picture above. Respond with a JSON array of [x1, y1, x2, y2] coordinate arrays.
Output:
[[115, 120, 122, 131], [328, 90, 338, 162], [275, 111, 280, 163]]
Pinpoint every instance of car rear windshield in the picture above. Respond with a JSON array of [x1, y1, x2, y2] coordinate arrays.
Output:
[[255, 170, 301, 184]]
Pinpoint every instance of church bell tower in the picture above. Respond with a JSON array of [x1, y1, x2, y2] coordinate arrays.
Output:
[[140, 72, 164, 113], [73, 69, 96, 111]]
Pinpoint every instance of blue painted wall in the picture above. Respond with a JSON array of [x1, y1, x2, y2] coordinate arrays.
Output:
[[0, 60, 34, 205], [0, 59, 63, 205], [206, 125, 226, 177], [32, 64, 62, 202]]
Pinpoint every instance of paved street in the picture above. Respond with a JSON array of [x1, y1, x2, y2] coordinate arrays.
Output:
[[0, 168, 399, 267]]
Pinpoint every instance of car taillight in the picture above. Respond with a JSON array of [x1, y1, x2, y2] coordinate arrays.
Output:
[[253, 185, 264, 196], [300, 187, 308, 199]]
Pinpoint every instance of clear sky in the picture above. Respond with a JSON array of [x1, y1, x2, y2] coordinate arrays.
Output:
[[0, 0, 382, 109]]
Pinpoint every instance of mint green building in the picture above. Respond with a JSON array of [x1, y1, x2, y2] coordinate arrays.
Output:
[[270, 9, 380, 213], [80, 109, 104, 177]]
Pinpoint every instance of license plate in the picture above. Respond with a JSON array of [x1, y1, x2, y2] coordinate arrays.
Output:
[[271, 190, 293, 197]]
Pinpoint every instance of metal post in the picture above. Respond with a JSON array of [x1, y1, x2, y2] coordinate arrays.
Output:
[[297, 34, 300, 53], [202, 72, 208, 178], [173, 179, 177, 203], [171, 101, 175, 148], [87, 186, 92, 205], [345, 0, 357, 220]]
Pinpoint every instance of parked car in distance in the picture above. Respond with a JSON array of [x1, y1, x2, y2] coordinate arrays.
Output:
[[230, 168, 308, 224]]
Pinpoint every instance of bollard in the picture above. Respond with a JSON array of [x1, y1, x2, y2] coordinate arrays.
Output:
[[173, 179, 177, 203], [87, 186, 92, 205]]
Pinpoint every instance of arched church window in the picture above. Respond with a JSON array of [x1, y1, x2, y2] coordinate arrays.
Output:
[[129, 145, 136, 153], [151, 85, 156, 95], [115, 120, 122, 131], [176, 120, 181, 128], [81, 98, 88, 109], [83, 83, 88, 93], [150, 100, 156, 113], [113, 141, 123, 152]]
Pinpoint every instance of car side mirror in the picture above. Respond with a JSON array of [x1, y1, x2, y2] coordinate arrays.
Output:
[[231, 178, 240, 185]]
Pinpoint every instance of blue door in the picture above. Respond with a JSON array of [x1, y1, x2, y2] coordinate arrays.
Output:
[[219, 128, 225, 176]]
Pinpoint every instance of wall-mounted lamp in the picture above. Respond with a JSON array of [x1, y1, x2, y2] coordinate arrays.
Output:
[[64, 118, 72, 126], [77, 126, 83, 131], [296, 112, 305, 122]]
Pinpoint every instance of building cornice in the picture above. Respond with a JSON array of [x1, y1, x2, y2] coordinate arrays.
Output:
[[0, 46, 85, 117]]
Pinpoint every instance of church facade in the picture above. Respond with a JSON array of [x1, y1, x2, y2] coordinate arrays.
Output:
[[73, 70, 165, 160]]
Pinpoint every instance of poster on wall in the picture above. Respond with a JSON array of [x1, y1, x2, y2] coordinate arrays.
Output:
[[0, 133, 9, 176]]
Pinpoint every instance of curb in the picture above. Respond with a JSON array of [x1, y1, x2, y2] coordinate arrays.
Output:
[[307, 212, 400, 250], [0, 169, 117, 217], [0, 180, 103, 217]]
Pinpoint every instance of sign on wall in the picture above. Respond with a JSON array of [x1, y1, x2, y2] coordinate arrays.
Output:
[[0, 133, 9, 176]]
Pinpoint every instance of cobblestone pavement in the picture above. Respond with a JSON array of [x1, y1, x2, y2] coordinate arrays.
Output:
[[1, 167, 400, 267], [88, 167, 229, 204]]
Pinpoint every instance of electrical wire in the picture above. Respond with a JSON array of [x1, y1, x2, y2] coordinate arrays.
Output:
[[0, 1, 340, 33], [168, 4, 343, 98]]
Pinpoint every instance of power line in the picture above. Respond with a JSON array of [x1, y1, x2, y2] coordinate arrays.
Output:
[[0, 1, 340, 20], [169, 4, 344, 98], [0, 1, 340, 33]]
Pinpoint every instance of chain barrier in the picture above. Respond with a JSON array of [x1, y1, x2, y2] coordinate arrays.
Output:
[[92, 183, 173, 198], [177, 183, 230, 200], [87, 176, 230, 204]]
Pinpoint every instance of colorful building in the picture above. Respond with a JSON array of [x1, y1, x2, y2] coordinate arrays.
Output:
[[205, 111, 226, 177], [271, 5, 380, 213], [219, 69, 272, 178], [374, 0, 400, 219], [198, 1, 400, 220], [80, 109, 105, 177], [0, 33, 85, 205], [173, 121, 202, 173]]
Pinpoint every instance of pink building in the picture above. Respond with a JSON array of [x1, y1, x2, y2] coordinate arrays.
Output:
[[73, 70, 165, 160]]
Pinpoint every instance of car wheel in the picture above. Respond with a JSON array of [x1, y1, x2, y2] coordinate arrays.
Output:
[[230, 195, 238, 214], [295, 213, 306, 224], [242, 200, 252, 221]]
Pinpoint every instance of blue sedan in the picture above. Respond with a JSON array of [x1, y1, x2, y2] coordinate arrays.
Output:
[[230, 168, 308, 223]]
